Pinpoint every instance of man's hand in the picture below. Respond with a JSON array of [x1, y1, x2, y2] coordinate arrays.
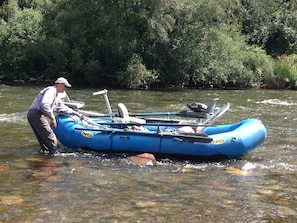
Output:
[[50, 118, 57, 128], [76, 113, 84, 120]]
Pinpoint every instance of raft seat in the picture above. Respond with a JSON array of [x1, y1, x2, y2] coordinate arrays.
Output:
[[114, 103, 146, 124]]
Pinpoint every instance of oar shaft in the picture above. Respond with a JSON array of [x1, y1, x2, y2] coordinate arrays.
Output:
[[97, 122, 208, 127], [131, 112, 177, 117]]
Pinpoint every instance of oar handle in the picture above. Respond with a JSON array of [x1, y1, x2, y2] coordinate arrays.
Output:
[[92, 89, 113, 118], [92, 89, 108, 96]]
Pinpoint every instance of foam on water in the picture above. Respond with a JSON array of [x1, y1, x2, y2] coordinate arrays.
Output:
[[242, 162, 257, 170], [257, 99, 296, 106], [0, 112, 28, 125]]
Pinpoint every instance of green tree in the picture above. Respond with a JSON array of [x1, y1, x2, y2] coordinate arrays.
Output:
[[0, 0, 44, 79], [239, 0, 297, 57], [118, 54, 159, 89], [0, 0, 295, 89]]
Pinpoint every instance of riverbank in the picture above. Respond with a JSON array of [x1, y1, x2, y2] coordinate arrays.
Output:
[[1, 73, 295, 91]]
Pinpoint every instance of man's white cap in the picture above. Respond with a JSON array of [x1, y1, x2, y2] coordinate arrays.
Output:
[[55, 77, 72, 87]]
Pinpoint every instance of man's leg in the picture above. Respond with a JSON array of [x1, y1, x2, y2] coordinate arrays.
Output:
[[39, 117, 58, 155], [27, 110, 58, 155]]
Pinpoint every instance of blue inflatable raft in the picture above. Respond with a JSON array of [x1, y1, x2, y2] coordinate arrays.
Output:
[[54, 114, 267, 160]]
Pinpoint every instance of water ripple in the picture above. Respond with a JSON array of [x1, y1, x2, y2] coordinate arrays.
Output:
[[0, 112, 28, 125], [257, 99, 296, 106]]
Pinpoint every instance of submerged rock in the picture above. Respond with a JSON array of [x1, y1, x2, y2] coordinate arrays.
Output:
[[29, 160, 59, 181], [226, 167, 247, 176], [1, 196, 24, 205], [126, 153, 157, 166]]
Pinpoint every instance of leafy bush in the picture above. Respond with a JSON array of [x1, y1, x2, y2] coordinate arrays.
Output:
[[186, 26, 273, 88], [118, 54, 159, 89], [241, 46, 274, 88], [266, 54, 297, 89]]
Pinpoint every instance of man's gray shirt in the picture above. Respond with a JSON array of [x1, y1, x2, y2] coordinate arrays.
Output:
[[29, 86, 78, 119]]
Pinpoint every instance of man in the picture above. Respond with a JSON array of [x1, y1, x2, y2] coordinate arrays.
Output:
[[27, 77, 83, 155]]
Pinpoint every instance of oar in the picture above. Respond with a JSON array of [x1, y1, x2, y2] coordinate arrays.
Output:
[[130, 112, 178, 117], [73, 125, 213, 144], [75, 111, 179, 118], [75, 109, 106, 117], [71, 116, 213, 143], [173, 134, 213, 143], [82, 116, 105, 127], [202, 103, 230, 126], [59, 113, 104, 128], [59, 113, 210, 128], [95, 121, 209, 128]]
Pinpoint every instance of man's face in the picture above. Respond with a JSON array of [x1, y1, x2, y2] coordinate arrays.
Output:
[[56, 83, 67, 93]]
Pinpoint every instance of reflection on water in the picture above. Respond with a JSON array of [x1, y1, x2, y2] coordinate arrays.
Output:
[[0, 86, 297, 222]]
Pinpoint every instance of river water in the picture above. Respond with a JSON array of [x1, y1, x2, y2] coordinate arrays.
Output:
[[0, 85, 296, 222]]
